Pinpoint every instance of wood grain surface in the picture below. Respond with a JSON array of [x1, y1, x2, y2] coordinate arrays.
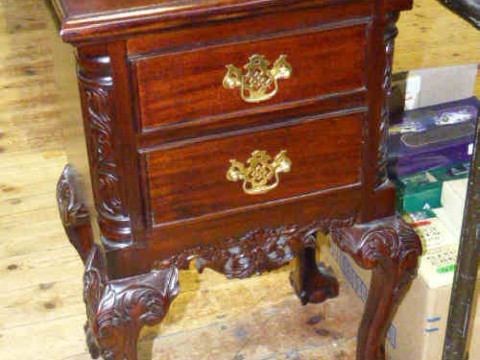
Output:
[[145, 113, 363, 224], [47, 0, 412, 43], [0, 0, 478, 359], [133, 24, 367, 129]]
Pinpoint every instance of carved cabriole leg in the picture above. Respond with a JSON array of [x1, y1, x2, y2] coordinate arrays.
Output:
[[84, 245, 179, 360], [57, 165, 177, 360], [57, 164, 93, 263], [330, 216, 422, 360], [289, 234, 339, 305]]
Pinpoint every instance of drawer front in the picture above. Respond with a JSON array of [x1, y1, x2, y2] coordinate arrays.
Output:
[[143, 112, 364, 225], [133, 24, 367, 131]]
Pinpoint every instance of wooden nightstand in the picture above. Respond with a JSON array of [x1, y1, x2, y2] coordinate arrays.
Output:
[[47, 0, 422, 359]]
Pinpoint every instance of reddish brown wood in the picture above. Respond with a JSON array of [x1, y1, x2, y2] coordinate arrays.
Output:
[[126, 2, 372, 55], [331, 216, 423, 360], [144, 185, 362, 266], [133, 25, 367, 130], [290, 239, 340, 305], [56, 164, 94, 263], [47, 0, 420, 359], [83, 245, 179, 360], [145, 113, 363, 224], [375, 11, 400, 187], [156, 217, 352, 276], [76, 46, 133, 245], [49, 0, 412, 43], [137, 90, 367, 147]]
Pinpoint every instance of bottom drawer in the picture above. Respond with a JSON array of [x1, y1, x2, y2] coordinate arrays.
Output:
[[143, 112, 364, 225]]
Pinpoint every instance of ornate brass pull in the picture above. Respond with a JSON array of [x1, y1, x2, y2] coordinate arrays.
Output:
[[222, 54, 292, 103], [226, 150, 291, 195]]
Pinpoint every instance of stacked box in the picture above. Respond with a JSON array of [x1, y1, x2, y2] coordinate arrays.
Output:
[[319, 214, 479, 360], [395, 162, 470, 214], [387, 96, 479, 179]]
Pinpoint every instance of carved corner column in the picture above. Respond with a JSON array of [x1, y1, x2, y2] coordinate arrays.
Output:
[[83, 245, 179, 360], [375, 11, 400, 187], [76, 46, 132, 246], [57, 164, 93, 263], [331, 216, 422, 360]]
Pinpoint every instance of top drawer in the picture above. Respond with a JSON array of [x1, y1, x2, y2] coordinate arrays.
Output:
[[131, 23, 367, 132]]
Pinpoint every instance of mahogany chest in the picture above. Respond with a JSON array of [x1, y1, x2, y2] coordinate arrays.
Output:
[[48, 0, 422, 359]]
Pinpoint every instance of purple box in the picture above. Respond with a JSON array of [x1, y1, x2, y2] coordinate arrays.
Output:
[[387, 97, 479, 178]]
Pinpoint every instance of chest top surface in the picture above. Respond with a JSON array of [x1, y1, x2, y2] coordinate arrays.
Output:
[[49, 0, 412, 43]]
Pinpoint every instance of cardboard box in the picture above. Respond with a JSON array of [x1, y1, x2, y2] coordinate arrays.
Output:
[[318, 216, 479, 360], [434, 178, 468, 240], [395, 163, 470, 214]]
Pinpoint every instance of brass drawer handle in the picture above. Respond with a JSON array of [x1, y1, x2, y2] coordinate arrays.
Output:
[[222, 54, 292, 103], [226, 150, 291, 195]]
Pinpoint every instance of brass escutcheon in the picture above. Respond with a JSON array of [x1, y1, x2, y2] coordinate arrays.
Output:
[[226, 150, 291, 195], [222, 54, 292, 103]]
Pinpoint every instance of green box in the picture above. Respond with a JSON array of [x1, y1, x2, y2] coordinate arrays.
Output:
[[394, 162, 470, 214]]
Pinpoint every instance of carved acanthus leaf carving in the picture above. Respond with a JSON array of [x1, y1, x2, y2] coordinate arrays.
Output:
[[57, 164, 93, 263], [156, 218, 354, 279], [85, 87, 125, 219], [330, 216, 422, 360], [83, 245, 179, 360], [57, 164, 89, 226], [331, 216, 421, 268], [77, 51, 131, 245]]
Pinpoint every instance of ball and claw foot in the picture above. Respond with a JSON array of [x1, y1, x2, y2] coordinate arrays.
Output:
[[290, 241, 340, 306]]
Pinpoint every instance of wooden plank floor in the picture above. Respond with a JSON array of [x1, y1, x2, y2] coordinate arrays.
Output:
[[0, 0, 478, 360]]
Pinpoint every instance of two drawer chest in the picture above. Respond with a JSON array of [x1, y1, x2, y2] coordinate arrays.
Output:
[[47, 0, 423, 359]]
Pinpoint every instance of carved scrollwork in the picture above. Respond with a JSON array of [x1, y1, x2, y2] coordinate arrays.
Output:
[[331, 216, 421, 271], [56, 164, 93, 263], [376, 11, 400, 187], [57, 164, 89, 227], [83, 245, 179, 360], [330, 216, 422, 360], [84, 87, 125, 218], [77, 50, 131, 245], [156, 218, 354, 279]]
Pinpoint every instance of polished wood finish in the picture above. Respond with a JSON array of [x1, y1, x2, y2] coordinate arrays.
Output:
[[331, 216, 422, 360], [133, 24, 367, 130], [83, 244, 179, 360], [3, 0, 480, 359], [145, 113, 363, 224], [46, 0, 421, 359], [290, 242, 340, 305], [49, 0, 412, 43], [56, 164, 93, 263]]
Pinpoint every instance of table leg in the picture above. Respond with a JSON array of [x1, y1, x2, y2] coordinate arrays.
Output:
[[290, 233, 339, 305], [331, 216, 422, 360]]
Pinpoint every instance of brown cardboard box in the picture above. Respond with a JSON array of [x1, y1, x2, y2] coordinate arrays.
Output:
[[318, 220, 480, 360]]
